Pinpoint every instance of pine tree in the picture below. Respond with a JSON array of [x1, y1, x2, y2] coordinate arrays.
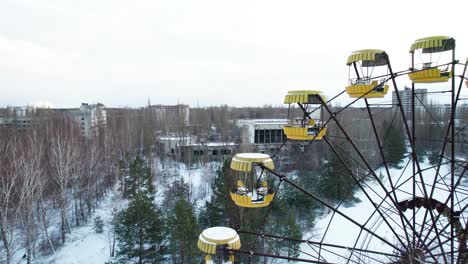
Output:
[[281, 209, 302, 259], [198, 160, 233, 228], [93, 216, 104, 233], [167, 199, 201, 263], [278, 183, 316, 223], [382, 121, 406, 168], [162, 179, 190, 218], [318, 148, 358, 203], [428, 149, 439, 166], [115, 196, 165, 263], [123, 156, 154, 200], [114, 156, 165, 263]]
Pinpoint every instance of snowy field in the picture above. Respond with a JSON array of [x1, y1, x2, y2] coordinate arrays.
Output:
[[299, 158, 467, 263], [37, 190, 124, 264], [27, 159, 220, 264], [153, 158, 220, 210], [14, 157, 465, 263]]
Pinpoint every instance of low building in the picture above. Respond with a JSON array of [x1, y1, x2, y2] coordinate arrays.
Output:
[[235, 119, 287, 153], [179, 142, 238, 163], [157, 136, 196, 156], [157, 136, 237, 163]]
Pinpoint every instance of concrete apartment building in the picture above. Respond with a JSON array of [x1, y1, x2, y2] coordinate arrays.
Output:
[[0, 106, 37, 131], [0, 103, 107, 137], [392, 86, 428, 119], [66, 103, 107, 137], [148, 104, 189, 129]]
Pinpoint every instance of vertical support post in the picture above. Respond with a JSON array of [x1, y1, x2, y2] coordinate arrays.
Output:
[[450, 39, 456, 264], [411, 50, 417, 249]]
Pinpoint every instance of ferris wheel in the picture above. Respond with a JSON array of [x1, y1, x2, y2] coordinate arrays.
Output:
[[197, 35, 468, 264]]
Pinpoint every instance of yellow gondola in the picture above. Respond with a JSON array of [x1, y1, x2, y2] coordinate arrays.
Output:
[[346, 49, 389, 98], [283, 90, 327, 141], [408, 36, 455, 83], [229, 153, 275, 208], [197, 226, 240, 263]]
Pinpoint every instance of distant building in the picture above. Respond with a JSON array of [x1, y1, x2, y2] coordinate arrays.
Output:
[[149, 104, 189, 129], [178, 141, 238, 163], [392, 86, 427, 119], [235, 119, 287, 153], [0, 106, 37, 131], [157, 136, 237, 163], [158, 136, 196, 155], [66, 103, 107, 137], [0, 103, 107, 137]]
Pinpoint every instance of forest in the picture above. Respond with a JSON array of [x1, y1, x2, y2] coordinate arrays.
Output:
[[0, 103, 466, 263]]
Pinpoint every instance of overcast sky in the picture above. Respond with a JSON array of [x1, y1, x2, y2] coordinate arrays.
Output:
[[1, 0, 467, 108]]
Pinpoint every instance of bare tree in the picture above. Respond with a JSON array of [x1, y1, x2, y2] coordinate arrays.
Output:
[[48, 118, 80, 244], [17, 133, 44, 263], [0, 133, 23, 264]]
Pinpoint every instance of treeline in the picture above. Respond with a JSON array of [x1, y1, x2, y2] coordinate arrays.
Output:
[[1, 102, 463, 263], [0, 114, 114, 264], [110, 156, 201, 264]]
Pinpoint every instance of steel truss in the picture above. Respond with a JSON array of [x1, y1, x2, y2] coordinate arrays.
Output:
[[229, 49, 468, 263]]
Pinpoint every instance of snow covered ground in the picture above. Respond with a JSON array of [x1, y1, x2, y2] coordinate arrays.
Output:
[[16, 156, 464, 263], [299, 158, 467, 263], [29, 159, 220, 264], [153, 158, 220, 209], [36, 190, 124, 264]]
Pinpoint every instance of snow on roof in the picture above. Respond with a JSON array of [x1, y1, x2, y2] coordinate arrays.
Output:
[[159, 136, 194, 141], [202, 226, 237, 242], [235, 153, 270, 160], [206, 142, 237, 147], [236, 119, 288, 125], [178, 142, 237, 147]]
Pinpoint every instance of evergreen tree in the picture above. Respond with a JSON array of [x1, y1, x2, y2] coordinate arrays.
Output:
[[382, 121, 406, 168], [167, 199, 201, 263], [115, 156, 165, 263], [162, 179, 190, 218], [428, 149, 439, 166], [279, 209, 302, 259], [115, 197, 165, 263], [278, 183, 316, 225], [93, 216, 104, 233], [198, 160, 234, 228], [318, 148, 358, 203], [123, 156, 155, 200]]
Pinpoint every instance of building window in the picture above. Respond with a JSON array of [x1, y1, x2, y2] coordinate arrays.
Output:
[[265, 130, 271, 143], [254, 129, 286, 144], [259, 130, 265, 143]]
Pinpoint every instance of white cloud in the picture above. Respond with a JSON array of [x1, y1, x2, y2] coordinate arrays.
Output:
[[0, 35, 81, 79], [0, 0, 467, 107]]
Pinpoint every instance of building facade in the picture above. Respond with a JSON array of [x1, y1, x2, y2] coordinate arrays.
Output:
[[235, 119, 288, 153], [157, 136, 237, 163], [392, 86, 427, 119], [0, 106, 37, 131], [66, 103, 107, 137], [0, 103, 107, 137], [149, 104, 189, 129]]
